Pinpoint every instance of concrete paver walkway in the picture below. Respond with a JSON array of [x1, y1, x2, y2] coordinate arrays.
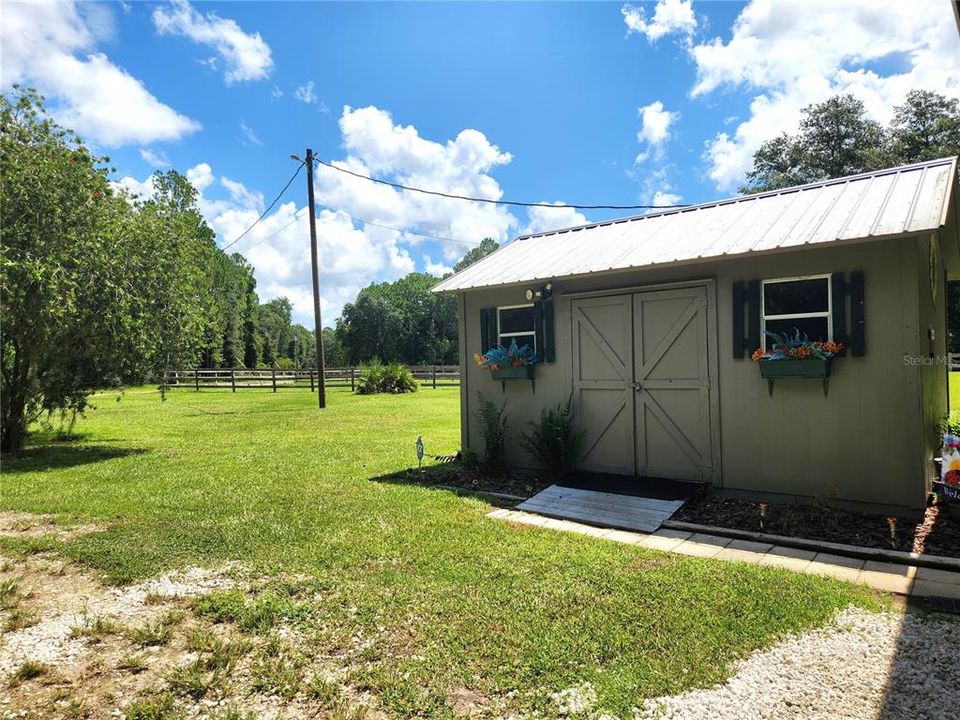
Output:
[[488, 508, 960, 600]]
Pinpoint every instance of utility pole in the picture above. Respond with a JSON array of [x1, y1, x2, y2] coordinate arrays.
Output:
[[305, 148, 326, 408]]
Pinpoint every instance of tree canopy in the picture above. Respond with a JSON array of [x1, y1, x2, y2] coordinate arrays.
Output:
[[742, 90, 960, 194]]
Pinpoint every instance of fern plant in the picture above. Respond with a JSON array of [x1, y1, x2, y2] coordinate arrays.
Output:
[[473, 393, 508, 472], [518, 394, 585, 480]]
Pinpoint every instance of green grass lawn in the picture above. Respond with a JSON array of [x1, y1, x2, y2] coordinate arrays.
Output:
[[2, 386, 881, 718]]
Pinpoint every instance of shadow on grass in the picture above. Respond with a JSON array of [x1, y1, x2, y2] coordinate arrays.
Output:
[[370, 463, 532, 505], [2, 444, 148, 473]]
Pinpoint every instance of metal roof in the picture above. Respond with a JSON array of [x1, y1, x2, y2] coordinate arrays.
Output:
[[432, 157, 958, 293]]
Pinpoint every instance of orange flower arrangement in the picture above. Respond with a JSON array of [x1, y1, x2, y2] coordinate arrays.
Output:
[[752, 330, 845, 362]]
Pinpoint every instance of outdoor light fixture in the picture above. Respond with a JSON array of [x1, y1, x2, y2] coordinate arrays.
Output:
[[524, 283, 553, 301]]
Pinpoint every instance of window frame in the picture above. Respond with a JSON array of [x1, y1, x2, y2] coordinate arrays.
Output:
[[760, 274, 833, 349], [497, 303, 537, 351]]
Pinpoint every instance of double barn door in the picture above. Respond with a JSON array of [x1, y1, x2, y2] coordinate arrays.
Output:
[[571, 285, 718, 482]]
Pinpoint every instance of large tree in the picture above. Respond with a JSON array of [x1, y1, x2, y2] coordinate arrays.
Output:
[[742, 94, 885, 193], [453, 238, 499, 273], [0, 88, 214, 452], [742, 91, 960, 194]]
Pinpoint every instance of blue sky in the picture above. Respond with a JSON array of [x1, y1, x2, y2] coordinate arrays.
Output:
[[3, 1, 959, 324]]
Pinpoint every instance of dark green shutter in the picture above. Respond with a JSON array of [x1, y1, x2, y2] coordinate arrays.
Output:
[[533, 302, 544, 362], [831, 273, 847, 356], [543, 298, 556, 362], [747, 279, 761, 354], [850, 271, 865, 356], [732, 281, 745, 359], [486, 307, 499, 349], [479, 307, 492, 350]]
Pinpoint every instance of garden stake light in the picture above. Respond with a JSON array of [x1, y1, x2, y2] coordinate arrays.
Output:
[[758, 502, 767, 532], [887, 516, 897, 548]]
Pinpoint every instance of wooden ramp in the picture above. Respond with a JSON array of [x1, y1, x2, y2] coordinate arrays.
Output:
[[516, 484, 684, 533]]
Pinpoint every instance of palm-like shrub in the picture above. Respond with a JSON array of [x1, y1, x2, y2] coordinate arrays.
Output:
[[356, 360, 418, 394], [474, 393, 508, 472], [519, 394, 585, 480]]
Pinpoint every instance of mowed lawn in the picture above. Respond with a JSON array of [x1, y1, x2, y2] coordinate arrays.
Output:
[[2, 387, 880, 717]]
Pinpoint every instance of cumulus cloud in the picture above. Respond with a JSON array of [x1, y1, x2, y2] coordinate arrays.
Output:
[[652, 189, 682, 207], [622, 0, 696, 43], [521, 203, 588, 236], [152, 0, 273, 84], [294, 80, 317, 104], [423, 256, 454, 277], [0, 1, 200, 146], [113, 106, 521, 322], [140, 148, 170, 168], [313, 105, 517, 262], [690, 0, 960, 191], [635, 100, 678, 163]]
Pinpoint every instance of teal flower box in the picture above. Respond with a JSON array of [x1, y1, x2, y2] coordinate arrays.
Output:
[[757, 358, 831, 379], [491, 365, 535, 381], [758, 358, 832, 397]]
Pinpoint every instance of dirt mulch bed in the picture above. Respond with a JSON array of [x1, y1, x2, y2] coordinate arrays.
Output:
[[674, 497, 960, 558], [380, 463, 551, 499]]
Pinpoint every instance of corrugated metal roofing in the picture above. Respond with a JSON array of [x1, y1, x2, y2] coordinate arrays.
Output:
[[432, 157, 957, 293]]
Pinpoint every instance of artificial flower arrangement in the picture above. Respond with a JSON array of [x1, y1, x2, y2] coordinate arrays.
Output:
[[474, 339, 537, 380], [941, 434, 960, 488], [751, 329, 844, 362]]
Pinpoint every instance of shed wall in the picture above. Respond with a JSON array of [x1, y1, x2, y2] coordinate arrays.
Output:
[[460, 236, 943, 509]]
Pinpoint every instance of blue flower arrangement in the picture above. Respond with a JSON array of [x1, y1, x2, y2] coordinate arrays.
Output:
[[474, 338, 537, 370]]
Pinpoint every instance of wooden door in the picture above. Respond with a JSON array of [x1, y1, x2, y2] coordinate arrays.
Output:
[[633, 287, 715, 481], [571, 295, 635, 475]]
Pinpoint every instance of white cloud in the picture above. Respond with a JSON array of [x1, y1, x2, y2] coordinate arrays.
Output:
[[152, 0, 273, 84], [521, 203, 588, 236], [271, 85, 284, 99], [313, 105, 517, 262], [690, 0, 960, 191], [294, 80, 317, 104], [622, 0, 696, 43], [636, 100, 678, 163], [239, 121, 262, 146], [318, 100, 331, 115], [423, 256, 453, 277], [140, 148, 170, 168], [112, 108, 519, 322], [0, 1, 200, 146], [652, 190, 682, 207]]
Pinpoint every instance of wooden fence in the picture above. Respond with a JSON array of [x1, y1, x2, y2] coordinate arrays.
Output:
[[162, 366, 460, 392]]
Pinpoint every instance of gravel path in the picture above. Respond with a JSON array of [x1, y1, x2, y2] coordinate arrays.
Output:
[[635, 607, 960, 720], [0, 562, 241, 677]]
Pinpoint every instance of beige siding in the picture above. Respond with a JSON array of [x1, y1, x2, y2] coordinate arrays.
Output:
[[461, 235, 948, 509]]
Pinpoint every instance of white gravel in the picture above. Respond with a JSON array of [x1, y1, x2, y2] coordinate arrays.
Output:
[[0, 564, 241, 677], [635, 607, 960, 720]]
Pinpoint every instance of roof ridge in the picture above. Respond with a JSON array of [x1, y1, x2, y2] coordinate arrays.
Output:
[[515, 156, 959, 243]]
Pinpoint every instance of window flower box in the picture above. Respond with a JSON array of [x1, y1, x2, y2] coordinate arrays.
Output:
[[475, 339, 537, 390], [491, 364, 535, 381], [757, 358, 831, 379], [752, 330, 843, 397]]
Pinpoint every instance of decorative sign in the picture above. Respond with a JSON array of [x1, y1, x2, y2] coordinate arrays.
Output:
[[416, 436, 424, 462]]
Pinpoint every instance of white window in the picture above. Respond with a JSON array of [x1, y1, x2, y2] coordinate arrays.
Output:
[[761, 275, 832, 347], [498, 304, 536, 350]]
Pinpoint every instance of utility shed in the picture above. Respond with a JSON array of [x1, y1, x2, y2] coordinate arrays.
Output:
[[433, 158, 960, 511]]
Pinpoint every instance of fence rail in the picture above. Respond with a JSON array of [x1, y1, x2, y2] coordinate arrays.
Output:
[[163, 366, 460, 392]]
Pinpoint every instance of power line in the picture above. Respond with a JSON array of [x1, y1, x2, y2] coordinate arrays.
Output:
[[232, 216, 300, 254], [320, 207, 487, 246], [312, 155, 688, 210], [221, 161, 305, 251]]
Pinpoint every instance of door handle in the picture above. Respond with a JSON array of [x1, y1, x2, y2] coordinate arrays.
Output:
[[632, 382, 643, 391]]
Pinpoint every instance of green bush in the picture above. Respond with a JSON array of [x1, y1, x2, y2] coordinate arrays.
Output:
[[474, 393, 508, 473], [275, 357, 296, 370], [355, 360, 418, 395], [519, 394, 585, 480]]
